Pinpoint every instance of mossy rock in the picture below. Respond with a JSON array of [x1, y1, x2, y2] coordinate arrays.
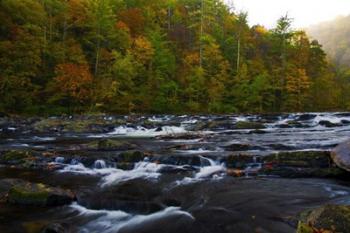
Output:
[[24, 221, 72, 233], [116, 162, 135, 170], [1, 150, 34, 165], [296, 222, 314, 233], [235, 121, 266, 129], [117, 151, 145, 163], [33, 117, 111, 133], [33, 118, 65, 132], [22, 221, 48, 233], [88, 139, 136, 151], [4, 179, 75, 206], [298, 205, 350, 232], [9, 184, 50, 206]]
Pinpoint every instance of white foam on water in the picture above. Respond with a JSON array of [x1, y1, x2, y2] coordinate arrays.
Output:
[[181, 119, 198, 124], [195, 165, 226, 179], [10, 143, 30, 147], [313, 114, 350, 125], [234, 116, 249, 122], [94, 160, 107, 169], [87, 125, 188, 138], [55, 157, 65, 163], [101, 161, 163, 187], [59, 163, 117, 176], [33, 136, 56, 141], [69, 203, 194, 233], [58, 160, 167, 186], [175, 156, 226, 186], [177, 148, 221, 154], [147, 116, 166, 122], [324, 186, 350, 198]]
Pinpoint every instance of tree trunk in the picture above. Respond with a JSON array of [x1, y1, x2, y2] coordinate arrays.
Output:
[[199, 0, 204, 68], [94, 26, 101, 77], [237, 38, 240, 74]]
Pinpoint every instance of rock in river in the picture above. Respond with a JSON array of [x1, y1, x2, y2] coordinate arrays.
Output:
[[0, 179, 75, 206], [88, 138, 137, 151], [297, 205, 350, 233], [331, 139, 350, 172]]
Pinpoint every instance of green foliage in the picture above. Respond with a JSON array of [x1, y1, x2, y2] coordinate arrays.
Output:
[[0, 0, 349, 114]]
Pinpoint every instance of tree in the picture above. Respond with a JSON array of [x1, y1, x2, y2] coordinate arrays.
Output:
[[271, 14, 294, 110], [85, 0, 115, 76], [285, 68, 311, 111], [49, 63, 93, 111], [235, 12, 248, 74]]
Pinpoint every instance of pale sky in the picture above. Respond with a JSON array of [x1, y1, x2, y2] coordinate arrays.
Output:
[[227, 0, 350, 29]]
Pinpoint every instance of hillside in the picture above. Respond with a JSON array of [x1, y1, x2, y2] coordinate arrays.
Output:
[[0, 0, 350, 114], [307, 15, 350, 67]]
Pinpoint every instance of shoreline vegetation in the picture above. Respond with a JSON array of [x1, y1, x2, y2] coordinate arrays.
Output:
[[1, 0, 350, 115]]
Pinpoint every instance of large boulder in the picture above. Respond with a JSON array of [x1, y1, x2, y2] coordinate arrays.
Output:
[[331, 140, 350, 172], [297, 205, 350, 233], [261, 151, 347, 178], [0, 179, 75, 206]]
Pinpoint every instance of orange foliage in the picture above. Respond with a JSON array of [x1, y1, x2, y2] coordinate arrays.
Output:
[[67, 0, 88, 26], [118, 8, 144, 35], [184, 52, 200, 68], [115, 21, 130, 32], [54, 64, 93, 103], [132, 36, 154, 65]]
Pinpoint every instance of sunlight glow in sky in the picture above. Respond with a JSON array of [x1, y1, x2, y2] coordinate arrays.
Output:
[[227, 0, 350, 29]]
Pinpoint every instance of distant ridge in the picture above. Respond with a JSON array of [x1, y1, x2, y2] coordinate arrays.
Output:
[[307, 15, 350, 67]]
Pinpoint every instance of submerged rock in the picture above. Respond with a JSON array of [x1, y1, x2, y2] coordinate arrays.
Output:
[[224, 143, 262, 152], [117, 151, 146, 163], [297, 205, 350, 233], [0, 179, 75, 206], [80, 178, 163, 214], [331, 139, 350, 172], [235, 121, 266, 129], [319, 120, 342, 128], [225, 154, 260, 169], [41, 223, 72, 233]]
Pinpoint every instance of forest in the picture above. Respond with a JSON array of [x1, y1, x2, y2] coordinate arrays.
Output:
[[1, 0, 350, 115]]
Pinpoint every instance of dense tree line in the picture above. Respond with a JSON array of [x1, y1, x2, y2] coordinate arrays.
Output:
[[0, 0, 349, 114]]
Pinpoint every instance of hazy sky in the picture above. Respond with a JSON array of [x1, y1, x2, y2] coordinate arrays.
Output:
[[228, 0, 350, 29]]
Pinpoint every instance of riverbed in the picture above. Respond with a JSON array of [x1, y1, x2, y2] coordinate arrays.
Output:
[[1, 112, 350, 233]]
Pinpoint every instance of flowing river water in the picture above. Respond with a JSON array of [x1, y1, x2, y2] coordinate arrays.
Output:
[[1, 112, 350, 233]]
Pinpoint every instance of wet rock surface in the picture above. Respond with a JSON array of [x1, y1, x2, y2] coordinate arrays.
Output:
[[297, 205, 350, 233], [0, 113, 350, 233], [331, 139, 350, 172]]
